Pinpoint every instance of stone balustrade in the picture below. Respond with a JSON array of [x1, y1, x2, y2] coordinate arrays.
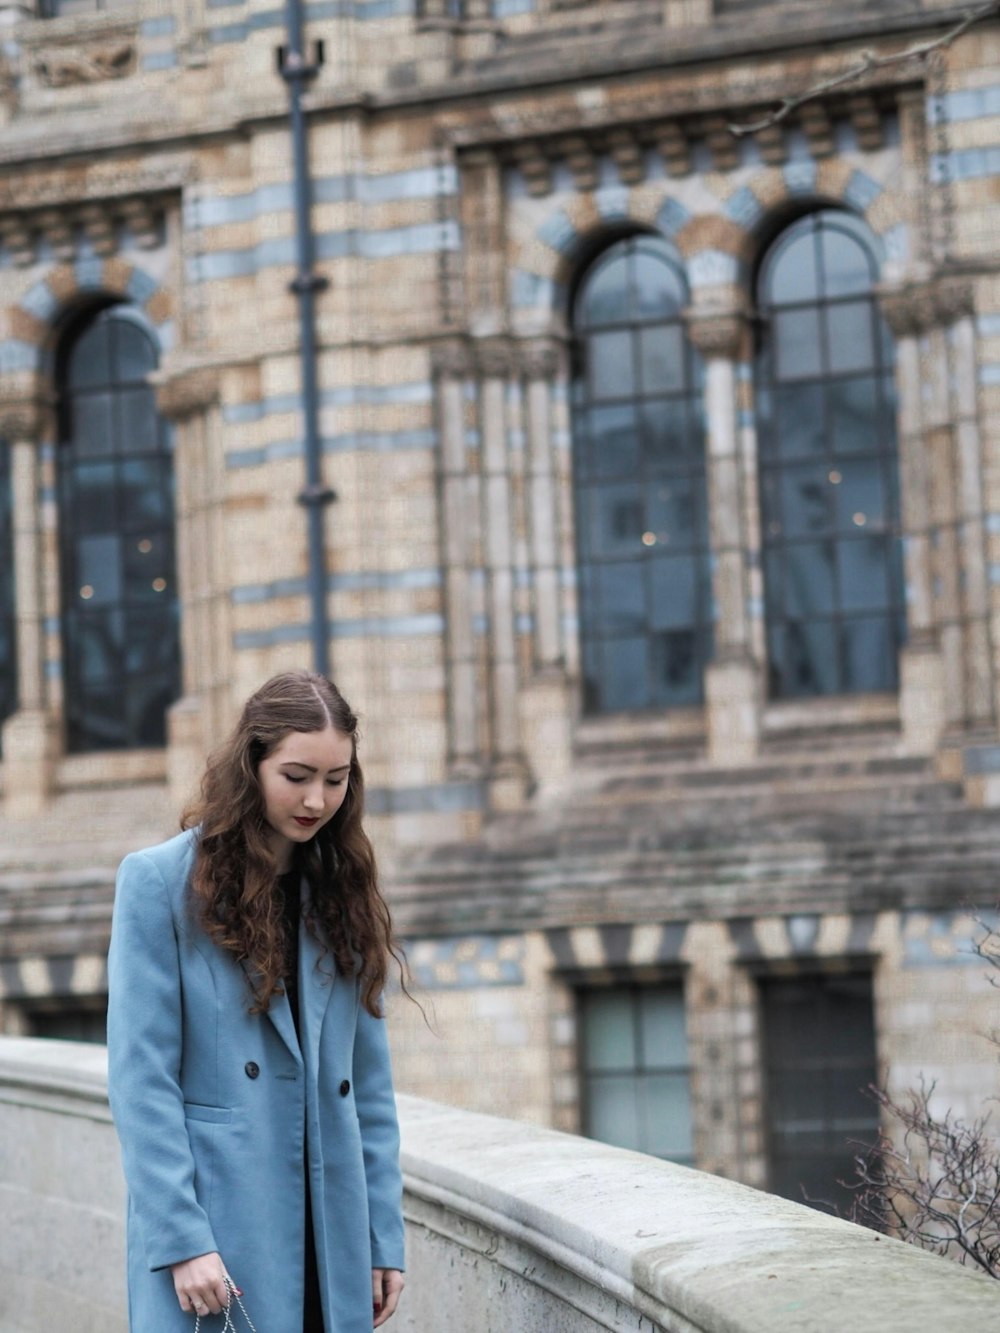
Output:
[[0, 1036, 994, 1333]]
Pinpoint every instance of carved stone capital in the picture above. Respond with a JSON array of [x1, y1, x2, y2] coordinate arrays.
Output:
[[877, 282, 939, 338], [878, 275, 973, 337], [430, 338, 471, 381], [0, 372, 53, 441], [934, 276, 975, 326], [518, 337, 563, 382], [683, 303, 751, 359], [474, 337, 514, 381], [153, 366, 221, 421]]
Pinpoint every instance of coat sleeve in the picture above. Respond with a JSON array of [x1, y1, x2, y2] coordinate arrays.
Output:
[[352, 999, 406, 1271], [107, 849, 220, 1272]]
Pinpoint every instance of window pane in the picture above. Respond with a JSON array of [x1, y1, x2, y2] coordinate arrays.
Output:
[[588, 404, 639, 479], [113, 322, 159, 383], [639, 990, 688, 1068], [768, 230, 818, 304], [780, 465, 831, 537], [633, 247, 684, 319], [74, 610, 125, 686], [830, 377, 880, 456], [579, 254, 630, 327], [843, 616, 894, 692], [653, 629, 700, 704], [826, 301, 875, 374], [838, 538, 890, 612], [118, 387, 160, 454], [649, 554, 697, 630], [71, 393, 115, 457], [772, 382, 825, 459], [121, 458, 171, 524], [67, 322, 111, 389], [68, 463, 117, 534], [74, 534, 122, 606], [774, 620, 838, 697], [833, 458, 885, 532], [588, 1076, 642, 1151], [602, 637, 648, 711], [784, 542, 835, 617], [821, 227, 872, 298], [584, 992, 636, 1071], [596, 562, 645, 636], [648, 479, 699, 552], [638, 325, 684, 395], [642, 1074, 694, 1161], [642, 399, 695, 467], [589, 331, 635, 400], [124, 533, 173, 602], [593, 483, 643, 557], [773, 309, 823, 380]]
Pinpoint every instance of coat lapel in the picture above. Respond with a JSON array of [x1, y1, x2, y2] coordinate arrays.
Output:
[[239, 959, 302, 1065]]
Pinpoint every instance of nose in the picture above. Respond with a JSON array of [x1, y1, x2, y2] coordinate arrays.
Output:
[[302, 783, 324, 812]]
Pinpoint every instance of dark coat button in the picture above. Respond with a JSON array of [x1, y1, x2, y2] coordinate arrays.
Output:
[[339, 1079, 350, 1097], [245, 1061, 260, 1079]]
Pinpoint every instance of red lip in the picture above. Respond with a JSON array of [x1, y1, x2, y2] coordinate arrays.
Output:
[[293, 817, 319, 827]]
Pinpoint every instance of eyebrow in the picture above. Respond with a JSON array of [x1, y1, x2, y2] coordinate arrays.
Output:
[[280, 761, 351, 776]]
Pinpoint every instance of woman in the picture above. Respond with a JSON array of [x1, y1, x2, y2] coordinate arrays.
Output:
[[107, 672, 406, 1332]]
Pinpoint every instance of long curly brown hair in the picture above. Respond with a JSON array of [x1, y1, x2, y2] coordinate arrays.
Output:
[[182, 671, 399, 1018]]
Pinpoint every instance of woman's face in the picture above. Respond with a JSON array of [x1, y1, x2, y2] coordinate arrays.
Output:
[[257, 726, 354, 870]]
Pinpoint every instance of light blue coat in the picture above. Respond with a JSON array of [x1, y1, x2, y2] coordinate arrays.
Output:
[[107, 829, 405, 1333]]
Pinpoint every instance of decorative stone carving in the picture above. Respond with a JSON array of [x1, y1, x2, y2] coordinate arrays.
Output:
[[654, 123, 691, 177], [935, 276, 975, 326], [0, 374, 54, 442], [79, 204, 117, 257], [154, 366, 221, 421], [684, 303, 750, 359], [558, 136, 599, 191], [607, 129, 645, 185], [120, 198, 161, 250], [34, 42, 135, 89], [518, 337, 562, 382], [511, 142, 551, 198], [431, 338, 472, 381], [846, 95, 884, 152], [36, 209, 75, 263], [878, 276, 972, 338], [474, 337, 514, 381], [701, 116, 740, 172], [0, 196, 169, 269], [0, 216, 36, 268]]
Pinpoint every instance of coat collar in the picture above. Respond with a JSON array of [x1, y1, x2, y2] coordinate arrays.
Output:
[[254, 874, 337, 1066]]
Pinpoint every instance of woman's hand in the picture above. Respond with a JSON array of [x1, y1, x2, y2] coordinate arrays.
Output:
[[170, 1252, 236, 1317], [372, 1267, 404, 1327]]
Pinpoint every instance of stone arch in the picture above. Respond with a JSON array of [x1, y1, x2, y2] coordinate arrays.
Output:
[[3, 259, 174, 383]]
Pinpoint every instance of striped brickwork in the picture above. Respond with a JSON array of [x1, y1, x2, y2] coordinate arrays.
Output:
[[0, 1, 998, 1186]]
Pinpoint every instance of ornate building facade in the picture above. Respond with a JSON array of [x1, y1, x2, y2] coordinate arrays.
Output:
[[1, 0, 999, 1206]]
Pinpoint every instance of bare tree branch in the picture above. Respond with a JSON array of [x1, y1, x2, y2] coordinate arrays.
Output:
[[729, 1, 1000, 137]]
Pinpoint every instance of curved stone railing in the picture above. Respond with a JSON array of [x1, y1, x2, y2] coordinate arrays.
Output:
[[0, 1037, 994, 1333]]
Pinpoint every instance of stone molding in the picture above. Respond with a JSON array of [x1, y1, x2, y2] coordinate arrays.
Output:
[[430, 337, 472, 380], [153, 366, 221, 421], [0, 372, 54, 442], [517, 337, 564, 381], [684, 302, 752, 359], [878, 274, 975, 338], [473, 336, 514, 380], [0, 194, 166, 268]]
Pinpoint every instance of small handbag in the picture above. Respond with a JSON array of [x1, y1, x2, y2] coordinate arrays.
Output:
[[194, 1278, 258, 1332]]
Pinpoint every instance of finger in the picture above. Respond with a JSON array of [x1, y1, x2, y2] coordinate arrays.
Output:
[[382, 1272, 404, 1317]]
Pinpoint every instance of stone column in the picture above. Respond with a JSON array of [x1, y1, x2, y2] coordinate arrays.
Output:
[[518, 335, 573, 784], [940, 278, 994, 729], [685, 302, 762, 766], [155, 364, 228, 810], [879, 282, 947, 755], [0, 380, 60, 817], [475, 336, 528, 807], [431, 339, 483, 779]]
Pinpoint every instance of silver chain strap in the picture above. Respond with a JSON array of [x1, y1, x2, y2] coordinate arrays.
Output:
[[193, 1277, 258, 1333]]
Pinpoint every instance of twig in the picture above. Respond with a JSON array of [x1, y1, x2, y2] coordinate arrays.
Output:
[[729, 1, 1000, 136]]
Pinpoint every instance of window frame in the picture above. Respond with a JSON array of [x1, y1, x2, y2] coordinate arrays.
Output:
[[569, 232, 713, 716], [754, 209, 906, 701]]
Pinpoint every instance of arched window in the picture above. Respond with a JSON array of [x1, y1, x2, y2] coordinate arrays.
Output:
[[57, 305, 181, 751], [571, 235, 711, 714], [0, 439, 15, 733], [755, 211, 905, 699]]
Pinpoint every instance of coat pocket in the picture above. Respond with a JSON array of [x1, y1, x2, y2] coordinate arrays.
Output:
[[183, 1101, 233, 1124]]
